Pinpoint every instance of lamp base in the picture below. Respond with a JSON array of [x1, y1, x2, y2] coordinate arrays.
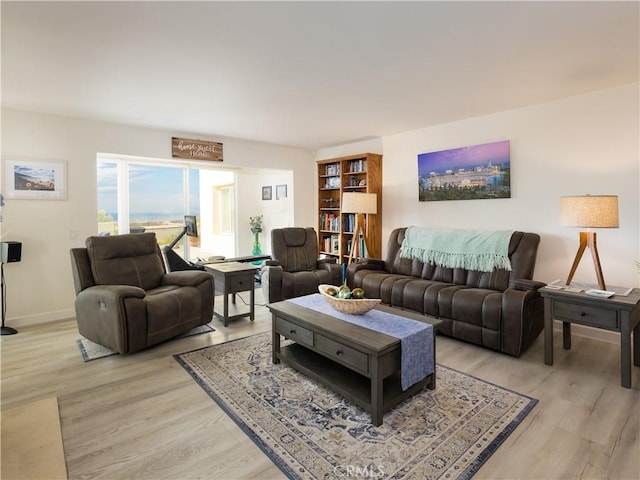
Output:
[[347, 213, 371, 265], [1, 325, 18, 335], [565, 231, 606, 290]]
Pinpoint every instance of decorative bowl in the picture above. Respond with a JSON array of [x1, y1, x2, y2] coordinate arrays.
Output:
[[318, 284, 381, 315]]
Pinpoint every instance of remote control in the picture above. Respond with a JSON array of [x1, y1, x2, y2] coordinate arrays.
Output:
[[585, 289, 615, 298]]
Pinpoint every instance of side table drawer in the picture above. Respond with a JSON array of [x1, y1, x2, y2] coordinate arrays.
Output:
[[275, 318, 314, 347], [554, 302, 618, 329], [227, 274, 253, 293], [316, 334, 369, 374]]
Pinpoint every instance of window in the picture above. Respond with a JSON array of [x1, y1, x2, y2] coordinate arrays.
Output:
[[97, 155, 236, 260]]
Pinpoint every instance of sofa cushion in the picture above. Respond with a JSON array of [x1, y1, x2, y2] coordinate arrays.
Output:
[[86, 233, 165, 290]]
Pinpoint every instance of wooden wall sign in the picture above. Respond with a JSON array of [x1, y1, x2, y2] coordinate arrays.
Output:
[[171, 137, 223, 162]]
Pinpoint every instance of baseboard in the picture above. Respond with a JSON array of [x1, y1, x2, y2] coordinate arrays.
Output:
[[552, 319, 619, 345], [7, 309, 75, 329]]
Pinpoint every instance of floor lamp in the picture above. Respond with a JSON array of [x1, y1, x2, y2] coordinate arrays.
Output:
[[342, 192, 377, 265], [560, 195, 619, 290]]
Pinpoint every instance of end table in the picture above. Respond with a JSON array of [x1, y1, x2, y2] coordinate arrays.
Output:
[[205, 262, 259, 327], [540, 286, 640, 388]]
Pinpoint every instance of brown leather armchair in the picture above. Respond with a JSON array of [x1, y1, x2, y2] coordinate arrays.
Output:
[[69, 233, 214, 354], [261, 227, 342, 303]]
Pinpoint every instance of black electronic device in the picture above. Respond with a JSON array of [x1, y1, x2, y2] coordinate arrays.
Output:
[[1, 241, 22, 263], [185, 215, 198, 238], [162, 215, 204, 272], [1, 241, 21, 335]]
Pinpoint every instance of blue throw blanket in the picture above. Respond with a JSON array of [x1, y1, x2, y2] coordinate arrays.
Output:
[[288, 294, 434, 391], [400, 226, 514, 272]]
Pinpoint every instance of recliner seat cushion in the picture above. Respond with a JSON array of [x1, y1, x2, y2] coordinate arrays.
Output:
[[282, 270, 333, 299], [145, 285, 204, 343], [86, 233, 165, 290]]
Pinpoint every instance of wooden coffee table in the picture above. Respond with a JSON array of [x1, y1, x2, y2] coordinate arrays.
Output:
[[268, 301, 441, 426]]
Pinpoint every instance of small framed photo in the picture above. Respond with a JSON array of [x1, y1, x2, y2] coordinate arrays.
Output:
[[3, 157, 67, 200], [276, 184, 287, 199], [262, 185, 272, 200]]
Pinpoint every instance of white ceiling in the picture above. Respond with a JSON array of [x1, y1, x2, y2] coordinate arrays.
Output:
[[2, 1, 638, 150]]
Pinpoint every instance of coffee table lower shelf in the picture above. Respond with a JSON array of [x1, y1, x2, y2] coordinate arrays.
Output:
[[277, 342, 432, 425]]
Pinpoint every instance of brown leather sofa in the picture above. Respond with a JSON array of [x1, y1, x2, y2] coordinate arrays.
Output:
[[70, 233, 214, 354], [347, 227, 545, 357], [261, 227, 342, 303]]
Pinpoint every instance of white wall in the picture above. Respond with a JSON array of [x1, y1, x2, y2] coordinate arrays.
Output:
[[235, 168, 295, 256], [1, 109, 313, 325], [317, 84, 640, 289]]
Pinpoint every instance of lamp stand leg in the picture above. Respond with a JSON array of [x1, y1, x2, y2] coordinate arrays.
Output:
[[565, 231, 606, 290], [347, 219, 362, 266], [347, 214, 370, 266]]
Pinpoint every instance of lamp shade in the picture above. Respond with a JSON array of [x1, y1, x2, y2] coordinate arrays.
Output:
[[560, 195, 619, 228], [342, 192, 377, 214]]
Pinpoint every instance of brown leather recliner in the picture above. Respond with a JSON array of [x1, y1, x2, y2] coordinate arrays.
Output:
[[261, 227, 342, 303], [69, 233, 214, 354]]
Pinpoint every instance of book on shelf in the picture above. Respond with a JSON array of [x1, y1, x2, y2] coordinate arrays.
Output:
[[320, 212, 340, 231], [330, 235, 339, 254], [343, 213, 356, 233], [348, 159, 367, 173], [325, 164, 340, 176]]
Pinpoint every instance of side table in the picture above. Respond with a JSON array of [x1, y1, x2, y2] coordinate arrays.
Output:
[[205, 262, 259, 327], [540, 287, 640, 388]]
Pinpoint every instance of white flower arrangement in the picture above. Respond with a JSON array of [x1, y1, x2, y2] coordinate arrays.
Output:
[[250, 215, 263, 234]]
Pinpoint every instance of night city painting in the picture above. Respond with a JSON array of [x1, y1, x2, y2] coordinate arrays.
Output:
[[418, 140, 510, 202]]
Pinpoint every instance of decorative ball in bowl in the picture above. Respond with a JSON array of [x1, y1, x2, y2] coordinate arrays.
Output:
[[318, 284, 381, 315]]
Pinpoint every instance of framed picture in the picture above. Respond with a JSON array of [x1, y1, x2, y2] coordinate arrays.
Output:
[[276, 184, 287, 199], [3, 157, 67, 200], [262, 185, 272, 200], [417, 140, 510, 202]]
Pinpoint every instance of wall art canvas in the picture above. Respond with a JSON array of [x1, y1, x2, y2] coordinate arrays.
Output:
[[3, 157, 67, 200], [262, 186, 272, 200], [276, 184, 287, 199], [418, 140, 510, 202]]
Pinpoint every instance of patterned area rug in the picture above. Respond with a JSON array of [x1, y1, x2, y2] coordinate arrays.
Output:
[[77, 323, 214, 362], [175, 332, 537, 480]]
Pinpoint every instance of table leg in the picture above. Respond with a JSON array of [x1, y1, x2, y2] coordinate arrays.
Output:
[[621, 313, 631, 388], [544, 298, 554, 365], [223, 292, 229, 327], [250, 281, 255, 321], [272, 315, 281, 364], [563, 322, 571, 350], [428, 336, 436, 390], [371, 360, 383, 426], [633, 317, 640, 368]]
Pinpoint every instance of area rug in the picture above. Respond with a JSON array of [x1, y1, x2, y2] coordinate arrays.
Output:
[[77, 323, 215, 362], [1, 397, 67, 480], [175, 332, 537, 480]]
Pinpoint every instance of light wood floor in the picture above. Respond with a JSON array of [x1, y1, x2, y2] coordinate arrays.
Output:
[[1, 290, 638, 480]]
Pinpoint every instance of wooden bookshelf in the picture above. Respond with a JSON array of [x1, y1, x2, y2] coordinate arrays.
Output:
[[317, 153, 382, 263]]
